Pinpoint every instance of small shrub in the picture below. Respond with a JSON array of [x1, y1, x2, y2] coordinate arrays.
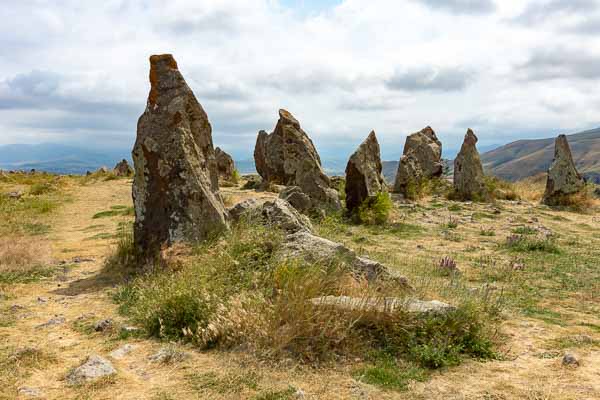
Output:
[[444, 216, 459, 229], [484, 176, 519, 201], [479, 228, 495, 237], [504, 235, 560, 253], [231, 169, 241, 184], [354, 355, 427, 391], [512, 226, 537, 235], [437, 256, 458, 275], [356, 192, 392, 225]]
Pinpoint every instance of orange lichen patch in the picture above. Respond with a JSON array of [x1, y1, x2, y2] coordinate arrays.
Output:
[[148, 54, 178, 106]]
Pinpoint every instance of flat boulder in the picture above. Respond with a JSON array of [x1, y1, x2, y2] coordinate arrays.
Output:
[[215, 147, 235, 181], [67, 355, 116, 385], [132, 54, 229, 259], [229, 198, 312, 234], [542, 135, 585, 206], [254, 109, 341, 212], [394, 126, 442, 197], [345, 131, 386, 212], [113, 159, 133, 177], [453, 129, 487, 200]]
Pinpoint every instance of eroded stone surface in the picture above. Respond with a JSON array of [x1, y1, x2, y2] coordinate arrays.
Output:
[[113, 159, 133, 177], [310, 296, 455, 315], [345, 131, 386, 212], [132, 54, 229, 258], [215, 147, 235, 181], [67, 355, 116, 385], [453, 129, 486, 200], [254, 109, 341, 211], [393, 126, 443, 196], [542, 135, 585, 206]]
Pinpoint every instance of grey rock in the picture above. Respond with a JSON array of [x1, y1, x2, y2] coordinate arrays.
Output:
[[94, 319, 113, 332], [36, 316, 65, 328], [96, 166, 109, 174], [109, 344, 136, 360], [282, 231, 407, 283], [6, 191, 22, 200], [310, 296, 455, 315], [562, 353, 580, 367], [113, 159, 133, 177], [260, 199, 313, 233], [215, 147, 236, 181], [132, 54, 229, 259], [453, 129, 487, 201], [228, 199, 259, 222], [393, 126, 443, 197], [18, 387, 42, 397], [542, 135, 585, 206], [279, 186, 312, 214], [67, 355, 116, 385], [148, 346, 190, 364], [254, 109, 341, 212], [345, 131, 386, 212]]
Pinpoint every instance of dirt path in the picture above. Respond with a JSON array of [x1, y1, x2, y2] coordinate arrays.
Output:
[[2, 180, 599, 399]]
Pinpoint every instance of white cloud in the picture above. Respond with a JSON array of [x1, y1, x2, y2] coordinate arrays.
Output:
[[0, 0, 599, 160]]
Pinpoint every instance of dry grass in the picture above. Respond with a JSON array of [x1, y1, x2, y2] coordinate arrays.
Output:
[[512, 173, 546, 202]]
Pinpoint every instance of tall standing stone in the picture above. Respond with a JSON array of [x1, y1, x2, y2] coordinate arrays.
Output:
[[132, 54, 229, 258], [393, 126, 443, 197], [542, 135, 585, 205], [453, 129, 486, 200], [215, 147, 235, 181], [345, 131, 386, 212], [254, 109, 341, 211]]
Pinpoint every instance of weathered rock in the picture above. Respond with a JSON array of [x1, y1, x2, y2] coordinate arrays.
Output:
[[18, 387, 42, 397], [6, 191, 22, 200], [132, 54, 229, 258], [254, 109, 341, 212], [148, 347, 190, 364], [393, 127, 443, 197], [94, 319, 113, 332], [310, 296, 454, 315], [241, 174, 261, 190], [279, 186, 312, 214], [215, 147, 235, 181], [113, 159, 133, 177], [67, 355, 116, 385], [36, 316, 65, 329], [542, 135, 585, 206], [229, 198, 312, 233], [96, 166, 109, 174], [109, 344, 136, 360], [453, 129, 487, 200], [562, 353, 579, 367], [345, 131, 386, 212], [282, 231, 408, 283]]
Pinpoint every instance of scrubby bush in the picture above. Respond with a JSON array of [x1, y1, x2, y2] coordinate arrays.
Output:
[[504, 234, 560, 254], [405, 177, 452, 201], [484, 176, 519, 201], [355, 192, 393, 225]]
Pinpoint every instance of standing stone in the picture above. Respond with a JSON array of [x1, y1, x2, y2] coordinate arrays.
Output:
[[345, 131, 386, 212], [254, 109, 341, 211], [215, 147, 235, 181], [132, 54, 229, 258], [453, 129, 487, 200], [542, 135, 585, 206], [113, 159, 133, 177], [393, 126, 443, 197]]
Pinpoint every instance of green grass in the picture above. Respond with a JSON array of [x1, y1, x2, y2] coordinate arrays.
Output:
[[0, 266, 56, 284], [512, 226, 537, 235], [504, 236, 560, 254], [92, 206, 134, 219], [354, 355, 427, 391], [252, 388, 296, 400], [186, 371, 260, 395]]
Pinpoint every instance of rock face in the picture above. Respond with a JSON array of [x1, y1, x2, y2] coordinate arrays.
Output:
[[215, 147, 235, 181], [113, 159, 133, 177], [542, 135, 585, 206], [279, 186, 312, 214], [453, 129, 487, 200], [393, 127, 443, 196], [132, 54, 229, 258], [254, 109, 341, 211], [345, 131, 386, 212], [67, 355, 116, 385]]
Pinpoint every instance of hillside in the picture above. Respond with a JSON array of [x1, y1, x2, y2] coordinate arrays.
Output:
[[481, 128, 600, 182]]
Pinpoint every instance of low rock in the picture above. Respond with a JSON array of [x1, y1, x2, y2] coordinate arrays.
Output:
[[215, 147, 236, 181], [279, 186, 312, 214], [36, 316, 65, 328], [228, 199, 259, 222], [6, 191, 22, 200], [562, 353, 579, 367], [67, 355, 116, 385], [282, 231, 407, 283], [18, 387, 42, 397], [230, 198, 312, 234], [310, 296, 455, 315], [96, 166, 109, 174], [94, 319, 113, 332], [109, 344, 136, 360], [148, 347, 190, 364]]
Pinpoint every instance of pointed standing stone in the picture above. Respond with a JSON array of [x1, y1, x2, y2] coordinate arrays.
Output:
[[345, 131, 386, 212], [215, 147, 235, 181], [542, 135, 585, 205], [254, 109, 341, 212], [132, 54, 229, 259], [393, 126, 443, 197], [453, 129, 486, 200]]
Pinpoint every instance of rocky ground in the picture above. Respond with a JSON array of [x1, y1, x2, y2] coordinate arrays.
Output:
[[1, 175, 599, 400]]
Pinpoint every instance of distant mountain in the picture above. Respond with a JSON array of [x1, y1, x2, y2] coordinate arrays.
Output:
[[481, 127, 600, 183], [0, 143, 130, 175]]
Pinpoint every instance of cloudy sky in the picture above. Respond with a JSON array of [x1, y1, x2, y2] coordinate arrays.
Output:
[[1, 0, 600, 161]]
